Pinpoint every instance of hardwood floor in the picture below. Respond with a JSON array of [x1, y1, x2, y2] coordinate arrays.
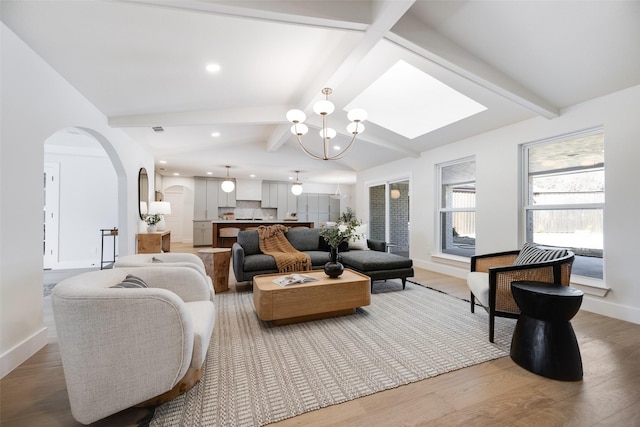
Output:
[[2, 243, 639, 426]]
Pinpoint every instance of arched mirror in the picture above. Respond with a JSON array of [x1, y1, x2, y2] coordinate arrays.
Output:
[[138, 167, 149, 220]]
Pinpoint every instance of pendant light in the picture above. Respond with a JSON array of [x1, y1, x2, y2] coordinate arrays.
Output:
[[291, 171, 303, 196], [221, 166, 235, 193]]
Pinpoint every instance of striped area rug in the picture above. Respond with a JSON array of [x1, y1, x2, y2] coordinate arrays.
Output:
[[150, 281, 515, 427]]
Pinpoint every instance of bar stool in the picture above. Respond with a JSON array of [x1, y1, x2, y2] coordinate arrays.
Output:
[[510, 281, 584, 381], [218, 227, 240, 248]]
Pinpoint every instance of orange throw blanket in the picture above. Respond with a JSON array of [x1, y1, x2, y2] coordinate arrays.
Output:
[[258, 225, 311, 273]]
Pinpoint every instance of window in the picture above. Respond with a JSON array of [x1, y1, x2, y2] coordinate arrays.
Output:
[[523, 129, 604, 279], [438, 158, 475, 257]]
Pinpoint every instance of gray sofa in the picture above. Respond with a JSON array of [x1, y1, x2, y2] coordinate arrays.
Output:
[[232, 228, 414, 288]]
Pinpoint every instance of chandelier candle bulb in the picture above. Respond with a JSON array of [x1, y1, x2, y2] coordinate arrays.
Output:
[[313, 99, 335, 115], [291, 123, 308, 136], [347, 122, 364, 135], [286, 109, 306, 123]]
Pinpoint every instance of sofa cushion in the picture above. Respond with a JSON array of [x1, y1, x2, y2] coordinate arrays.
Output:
[[285, 228, 321, 251], [243, 254, 278, 272], [237, 230, 261, 255], [340, 250, 412, 271], [513, 242, 568, 265], [306, 250, 333, 267]]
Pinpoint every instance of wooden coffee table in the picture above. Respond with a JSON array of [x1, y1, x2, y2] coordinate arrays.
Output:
[[253, 269, 371, 325]]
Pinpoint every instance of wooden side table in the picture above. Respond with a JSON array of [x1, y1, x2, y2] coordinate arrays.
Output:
[[197, 248, 231, 293], [137, 231, 171, 254]]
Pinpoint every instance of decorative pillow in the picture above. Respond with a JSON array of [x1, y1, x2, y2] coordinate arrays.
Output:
[[513, 242, 568, 266], [348, 224, 369, 251], [151, 256, 164, 263], [111, 274, 149, 288]]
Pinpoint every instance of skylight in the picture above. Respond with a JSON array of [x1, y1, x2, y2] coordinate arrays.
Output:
[[345, 60, 487, 139]]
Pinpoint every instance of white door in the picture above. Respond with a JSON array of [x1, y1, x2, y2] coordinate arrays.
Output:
[[43, 163, 60, 269], [164, 188, 184, 242]]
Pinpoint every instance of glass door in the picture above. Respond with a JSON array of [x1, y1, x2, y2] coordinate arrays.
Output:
[[368, 179, 409, 256]]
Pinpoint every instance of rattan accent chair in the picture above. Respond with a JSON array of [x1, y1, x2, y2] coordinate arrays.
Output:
[[467, 248, 575, 342]]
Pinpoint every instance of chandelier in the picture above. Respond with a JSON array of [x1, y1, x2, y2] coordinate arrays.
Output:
[[286, 88, 367, 160]]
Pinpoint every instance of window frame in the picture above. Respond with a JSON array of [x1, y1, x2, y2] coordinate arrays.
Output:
[[520, 127, 604, 279], [436, 156, 476, 258]]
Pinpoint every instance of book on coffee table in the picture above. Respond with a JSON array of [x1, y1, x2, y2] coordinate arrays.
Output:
[[273, 274, 318, 287]]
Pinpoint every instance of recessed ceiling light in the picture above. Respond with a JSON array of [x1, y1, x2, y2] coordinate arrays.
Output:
[[211, 132, 220, 137], [250, 174, 256, 178], [206, 171, 213, 175], [159, 160, 167, 164], [173, 172, 180, 176], [206, 63, 221, 73], [288, 176, 294, 180]]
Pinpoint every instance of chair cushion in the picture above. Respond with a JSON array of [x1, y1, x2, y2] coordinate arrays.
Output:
[[184, 301, 216, 369], [467, 272, 489, 307], [513, 242, 568, 265]]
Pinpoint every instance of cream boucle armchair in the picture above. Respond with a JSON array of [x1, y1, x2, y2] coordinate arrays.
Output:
[[52, 267, 215, 425], [114, 252, 214, 301]]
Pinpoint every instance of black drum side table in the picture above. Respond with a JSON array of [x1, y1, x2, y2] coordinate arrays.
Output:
[[510, 281, 584, 381]]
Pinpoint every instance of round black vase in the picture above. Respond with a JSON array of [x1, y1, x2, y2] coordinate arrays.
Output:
[[324, 248, 344, 278]]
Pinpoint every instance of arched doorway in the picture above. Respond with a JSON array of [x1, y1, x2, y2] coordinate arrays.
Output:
[[43, 127, 125, 270]]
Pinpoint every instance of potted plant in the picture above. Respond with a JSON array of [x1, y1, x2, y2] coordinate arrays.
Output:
[[319, 208, 363, 278], [143, 213, 161, 232]]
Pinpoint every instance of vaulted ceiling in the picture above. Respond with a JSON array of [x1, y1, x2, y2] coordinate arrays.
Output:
[[2, 0, 639, 184]]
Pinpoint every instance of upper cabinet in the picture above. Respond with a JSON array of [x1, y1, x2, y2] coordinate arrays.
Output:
[[194, 178, 220, 219], [218, 185, 236, 208], [261, 181, 297, 216]]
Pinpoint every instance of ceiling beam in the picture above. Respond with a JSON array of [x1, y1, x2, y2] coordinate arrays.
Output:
[[108, 106, 291, 127], [266, 0, 416, 155], [388, 13, 559, 119], [119, 0, 369, 31]]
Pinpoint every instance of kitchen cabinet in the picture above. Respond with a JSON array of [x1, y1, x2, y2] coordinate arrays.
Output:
[[193, 220, 212, 246], [261, 182, 280, 208], [295, 193, 341, 225], [218, 186, 236, 208], [276, 183, 297, 218], [194, 178, 219, 220]]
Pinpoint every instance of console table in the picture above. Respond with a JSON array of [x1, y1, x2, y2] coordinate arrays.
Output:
[[137, 230, 171, 254]]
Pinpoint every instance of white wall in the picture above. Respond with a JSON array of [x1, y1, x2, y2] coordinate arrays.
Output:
[[358, 84, 640, 324], [0, 23, 154, 377]]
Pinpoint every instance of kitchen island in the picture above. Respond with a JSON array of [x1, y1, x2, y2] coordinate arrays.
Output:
[[211, 220, 314, 248]]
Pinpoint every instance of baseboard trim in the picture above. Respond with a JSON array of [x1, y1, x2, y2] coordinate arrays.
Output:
[[1, 327, 48, 379], [581, 298, 640, 325]]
